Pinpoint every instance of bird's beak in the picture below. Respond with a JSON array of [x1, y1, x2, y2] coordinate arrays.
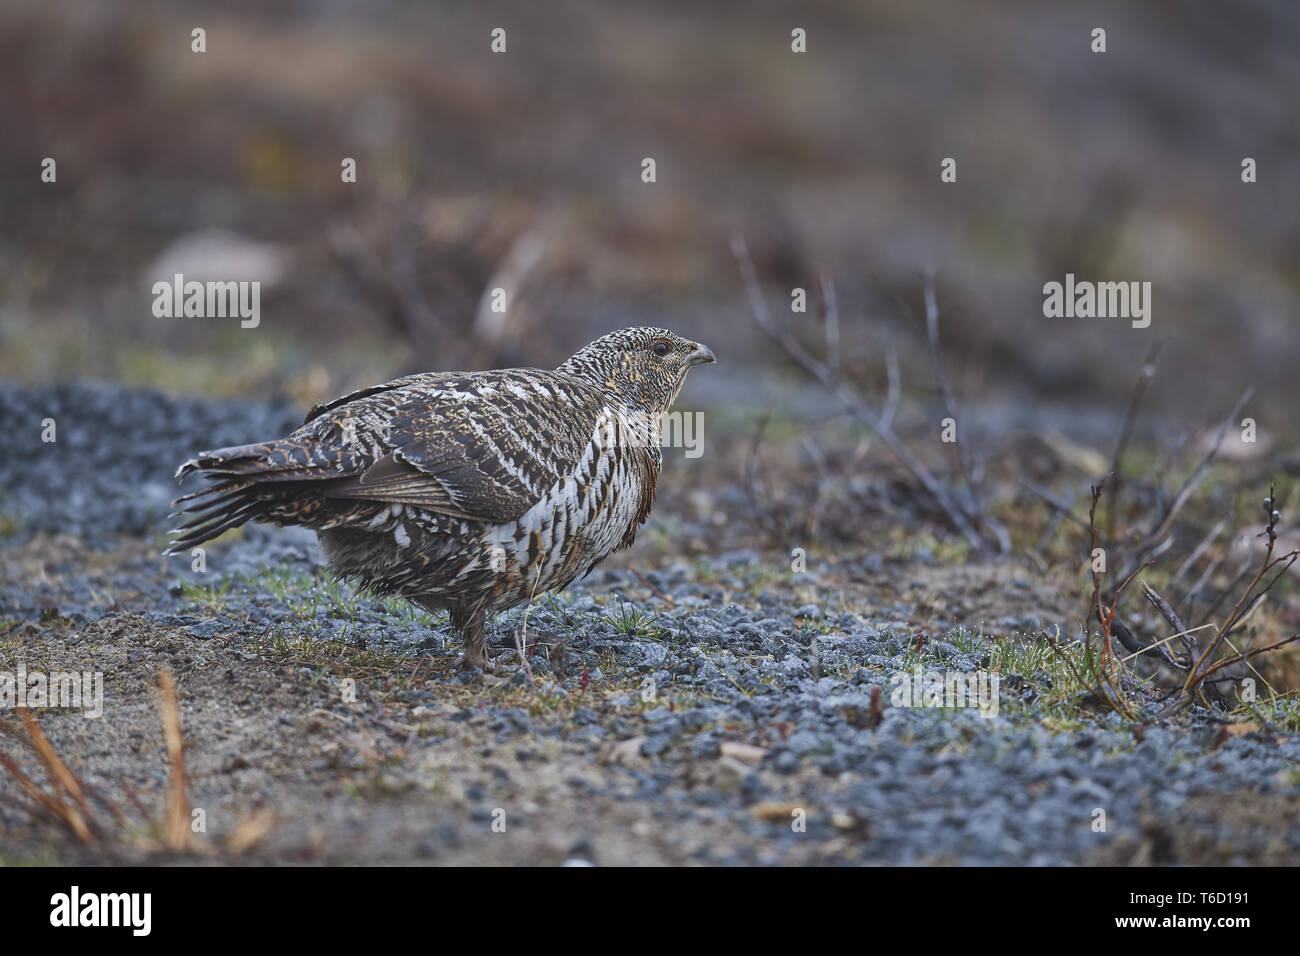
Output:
[[686, 343, 716, 366]]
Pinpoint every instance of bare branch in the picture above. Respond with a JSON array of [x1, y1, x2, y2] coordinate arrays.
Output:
[[732, 234, 986, 551], [1139, 580, 1195, 667], [819, 269, 840, 373], [1171, 519, 1225, 588], [921, 271, 1009, 553], [1138, 389, 1253, 554], [1110, 341, 1163, 481], [881, 344, 901, 432]]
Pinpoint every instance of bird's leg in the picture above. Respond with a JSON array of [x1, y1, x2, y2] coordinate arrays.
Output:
[[457, 606, 490, 671]]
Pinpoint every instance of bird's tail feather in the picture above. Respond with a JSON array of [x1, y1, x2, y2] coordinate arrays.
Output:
[[166, 439, 353, 554]]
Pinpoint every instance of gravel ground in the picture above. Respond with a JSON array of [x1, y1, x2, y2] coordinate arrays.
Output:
[[2, 384, 1298, 865]]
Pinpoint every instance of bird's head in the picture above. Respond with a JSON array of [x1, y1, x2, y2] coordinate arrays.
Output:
[[557, 327, 716, 412]]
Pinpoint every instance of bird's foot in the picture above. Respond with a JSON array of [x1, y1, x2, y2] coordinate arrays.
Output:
[[460, 645, 518, 672], [461, 644, 536, 673]]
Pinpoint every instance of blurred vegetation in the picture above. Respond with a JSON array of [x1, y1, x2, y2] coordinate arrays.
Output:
[[1, 0, 1297, 437]]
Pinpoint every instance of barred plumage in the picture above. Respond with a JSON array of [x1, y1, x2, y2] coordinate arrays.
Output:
[[167, 327, 715, 668]]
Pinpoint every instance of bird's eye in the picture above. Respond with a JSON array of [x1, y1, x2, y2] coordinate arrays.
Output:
[[651, 339, 671, 356]]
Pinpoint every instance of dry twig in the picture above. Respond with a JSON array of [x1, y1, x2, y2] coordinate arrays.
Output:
[[1161, 487, 1300, 717], [732, 234, 998, 552]]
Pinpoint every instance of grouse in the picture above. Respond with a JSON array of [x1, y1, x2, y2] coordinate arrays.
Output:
[[167, 327, 716, 668]]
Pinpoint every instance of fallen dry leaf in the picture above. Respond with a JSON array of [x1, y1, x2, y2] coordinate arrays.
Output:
[[607, 736, 646, 766], [751, 801, 802, 822], [719, 741, 767, 765], [1037, 427, 1108, 475]]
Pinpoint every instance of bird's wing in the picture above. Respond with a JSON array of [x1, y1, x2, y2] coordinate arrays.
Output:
[[302, 373, 435, 425], [314, 369, 609, 523]]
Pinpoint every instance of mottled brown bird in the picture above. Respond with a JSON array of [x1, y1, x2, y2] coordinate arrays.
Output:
[[167, 327, 715, 668]]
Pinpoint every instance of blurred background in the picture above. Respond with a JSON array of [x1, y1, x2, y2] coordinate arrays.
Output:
[[7, 0, 1300, 866], [2, 0, 1298, 450]]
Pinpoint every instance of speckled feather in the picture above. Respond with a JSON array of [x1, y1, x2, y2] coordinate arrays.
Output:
[[167, 327, 715, 666]]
